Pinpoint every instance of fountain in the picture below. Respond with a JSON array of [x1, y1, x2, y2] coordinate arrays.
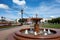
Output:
[[8, 10, 60, 40]]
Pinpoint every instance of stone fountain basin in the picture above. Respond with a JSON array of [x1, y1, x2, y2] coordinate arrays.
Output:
[[8, 28, 60, 40]]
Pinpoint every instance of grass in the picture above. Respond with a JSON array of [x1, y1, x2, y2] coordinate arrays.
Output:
[[0, 25, 21, 31], [42, 23, 60, 28], [0, 23, 60, 30], [0, 25, 17, 29]]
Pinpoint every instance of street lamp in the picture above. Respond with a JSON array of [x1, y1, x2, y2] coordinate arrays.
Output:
[[21, 9, 23, 25]]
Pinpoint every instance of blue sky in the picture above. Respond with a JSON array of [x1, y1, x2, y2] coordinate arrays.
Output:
[[0, 0, 60, 20]]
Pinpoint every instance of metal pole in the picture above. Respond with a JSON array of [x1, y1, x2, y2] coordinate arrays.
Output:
[[21, 9, 23, 19], [21, 9, 23, 25]]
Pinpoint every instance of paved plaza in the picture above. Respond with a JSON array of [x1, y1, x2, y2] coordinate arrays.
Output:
[[0, 25, 30, 40]]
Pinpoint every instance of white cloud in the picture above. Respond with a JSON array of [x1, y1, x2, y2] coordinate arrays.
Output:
[[55, 0, 60, 3], [0, 4, 9, 9], [24, 2, 60, 18], [18, 12, 21, 15], [13, 0, 26, 6], [50, 16, 55, 18]]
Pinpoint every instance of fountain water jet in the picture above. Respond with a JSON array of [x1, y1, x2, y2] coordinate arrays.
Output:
[[8, 10, 60, 40]]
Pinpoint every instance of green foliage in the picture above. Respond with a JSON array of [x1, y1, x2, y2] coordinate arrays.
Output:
[[0, 16, 6, 22], [48, 17, 60, 24], [18, 18, 27, 23]]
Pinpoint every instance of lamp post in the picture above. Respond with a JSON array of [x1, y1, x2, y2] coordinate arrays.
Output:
[[21, 9, 23, 25]]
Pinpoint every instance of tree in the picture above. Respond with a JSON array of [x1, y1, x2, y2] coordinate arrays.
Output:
[[0, 16, 6, 22], [48, 17, 60, 24], [18, 18, 27, 23]]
